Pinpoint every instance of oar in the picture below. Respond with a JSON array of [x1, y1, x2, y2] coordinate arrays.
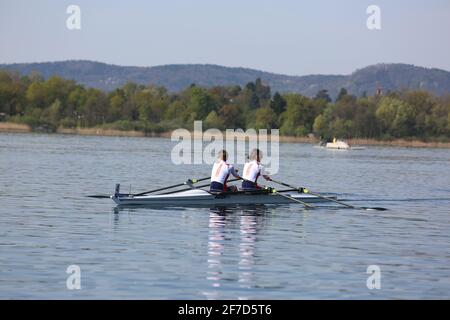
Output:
[[271, 188, 314, 208], [163, 178, 242, 194], [86, 194, 110, 199], [270, 179, 387, 211], [86, 176, 211, 199], [133, 176, 211, 196]]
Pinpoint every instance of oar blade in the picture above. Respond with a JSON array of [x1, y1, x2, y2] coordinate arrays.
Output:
[[362, 207, 388, 211], [86, 195, 111, 199]]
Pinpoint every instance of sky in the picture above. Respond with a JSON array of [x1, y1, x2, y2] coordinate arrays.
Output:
[[0, 0, 449, 75]]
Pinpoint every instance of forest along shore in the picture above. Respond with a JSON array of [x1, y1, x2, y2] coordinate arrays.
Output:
[[1, 71, 449, 147], [1, 122, 449, 148]]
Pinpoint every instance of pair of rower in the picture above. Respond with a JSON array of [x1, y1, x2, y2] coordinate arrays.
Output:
[[209, 148, 271, 193]]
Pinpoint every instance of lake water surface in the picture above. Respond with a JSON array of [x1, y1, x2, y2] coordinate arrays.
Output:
[[1, 133, 449, 299]]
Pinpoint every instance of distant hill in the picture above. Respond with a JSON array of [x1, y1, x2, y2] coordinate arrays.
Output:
[[1, 60, 449, 98]]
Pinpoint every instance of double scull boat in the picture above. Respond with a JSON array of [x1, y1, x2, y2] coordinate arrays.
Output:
[[86, 177, 385, 210], [111, 185, 335, 207]]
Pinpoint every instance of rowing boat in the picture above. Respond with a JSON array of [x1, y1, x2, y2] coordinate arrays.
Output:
[[88, 177, 385, 210], [111, 188, 336, 207]]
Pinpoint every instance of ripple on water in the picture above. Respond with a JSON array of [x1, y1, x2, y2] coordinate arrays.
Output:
[[0, 133, 450, 299]]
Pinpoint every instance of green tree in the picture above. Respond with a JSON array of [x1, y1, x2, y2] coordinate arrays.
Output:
[[67, 86, 86, 121], [330, 118, 353, 138], [313, 114, 327, 137], [0, 71, 27, 116], [270, 92, 286, 114], [392, 102, 416, 137], [403, 91, 434, 136], [44, 99, 63, 127], [254, 107, 276, 129], [279, 94, 318, 136], [255, 78, 271, 101], [376, 97, 415, 137], [204, 111, 225, 130], [375, 97, 399, 135], [314, 89, 331, 103], [26, 81, 47, 109], [312, 104, 335, 138], [108, 92, 125, 122], [336, 88, 348, 102], [218, 104, 243, 128], [164, 100, 187, 122], [135, 88, 167, 123], [44, 76, 75, 106], [352, 97, 378, 138], [243, 81, 261, 109], [424, 106, 448, 136], [83, 89, 107, 126], [186, 87, 216, 120], [447, 112, 450, 134]]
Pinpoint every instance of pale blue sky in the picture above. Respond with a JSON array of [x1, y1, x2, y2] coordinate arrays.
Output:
[[1, 0, 449, 75]]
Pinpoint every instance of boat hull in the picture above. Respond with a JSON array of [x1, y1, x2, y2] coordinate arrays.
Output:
[[111, 189, 335, 207], [326, 141, 350, 149]]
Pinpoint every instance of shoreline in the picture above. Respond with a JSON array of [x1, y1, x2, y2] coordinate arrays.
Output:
[[1, 122, 449, 148]]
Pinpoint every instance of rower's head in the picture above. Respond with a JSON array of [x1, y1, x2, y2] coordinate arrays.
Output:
[[217, 149, 228, 161], [249, 148, 263, 162]]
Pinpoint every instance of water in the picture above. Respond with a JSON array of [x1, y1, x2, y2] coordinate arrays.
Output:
[[0, 133, 449, 299]]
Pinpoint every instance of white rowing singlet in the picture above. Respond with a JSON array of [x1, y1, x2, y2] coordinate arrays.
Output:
[[242, 160, 265, 183], [211, 160, 235, 184]]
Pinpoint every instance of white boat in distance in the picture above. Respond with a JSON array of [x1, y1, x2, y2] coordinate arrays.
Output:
[[326, 139, 351, 149], [316, 138, 365, 150], [112, 188, 335, 207]]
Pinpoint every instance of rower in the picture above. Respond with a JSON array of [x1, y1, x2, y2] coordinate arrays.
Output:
[[241, 148, 271, 191], [210, 150, 241, 193]]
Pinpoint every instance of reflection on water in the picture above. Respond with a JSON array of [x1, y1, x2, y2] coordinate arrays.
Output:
[[204, 205, 268, 299], [204, 209, 226, 299]]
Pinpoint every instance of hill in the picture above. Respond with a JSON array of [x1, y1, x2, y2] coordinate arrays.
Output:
[[1, 60, 449, 98]]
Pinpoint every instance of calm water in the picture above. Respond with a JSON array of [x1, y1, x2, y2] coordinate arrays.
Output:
[[0, 133, 449, 299]]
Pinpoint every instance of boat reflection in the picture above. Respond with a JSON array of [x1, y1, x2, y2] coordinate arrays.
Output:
[[203, 205, 269, 300]]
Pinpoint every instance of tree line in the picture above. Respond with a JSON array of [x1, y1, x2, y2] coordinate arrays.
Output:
[[0, 70, 449, 140]]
